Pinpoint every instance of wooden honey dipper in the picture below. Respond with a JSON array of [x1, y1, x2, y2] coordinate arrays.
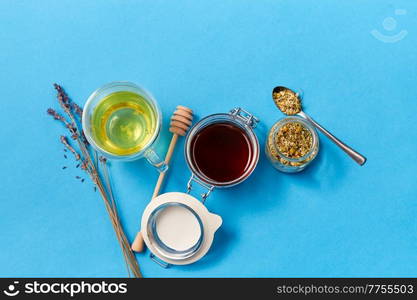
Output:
[[131, 105, 193, 252]]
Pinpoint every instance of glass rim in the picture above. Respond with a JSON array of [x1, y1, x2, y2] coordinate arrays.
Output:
[[81, 81, 162, 160]]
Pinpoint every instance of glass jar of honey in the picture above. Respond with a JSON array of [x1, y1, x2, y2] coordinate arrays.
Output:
[[185, 107, 260, 191], [266, 116, 319, 173]]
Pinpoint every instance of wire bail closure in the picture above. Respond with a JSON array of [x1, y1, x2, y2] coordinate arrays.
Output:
[[187, 174, 215, 203], [230, 107, 259, 128]]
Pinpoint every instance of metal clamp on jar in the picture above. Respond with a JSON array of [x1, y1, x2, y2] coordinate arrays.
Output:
[[141, 108, 260, 267]]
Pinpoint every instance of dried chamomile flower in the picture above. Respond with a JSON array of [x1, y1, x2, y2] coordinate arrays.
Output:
[[273, 89, 301, 115], [275, 122, 312, 159]]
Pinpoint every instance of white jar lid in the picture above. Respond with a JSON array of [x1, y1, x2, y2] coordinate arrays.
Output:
[[154, 204, 202, 252], [141, 192, 222, 265]]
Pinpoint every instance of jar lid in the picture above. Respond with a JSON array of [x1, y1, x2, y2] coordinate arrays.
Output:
[[141, 192, 222, 265]]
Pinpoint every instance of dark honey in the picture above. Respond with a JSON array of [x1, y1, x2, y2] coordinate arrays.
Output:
[[189, 122, 253, 183]]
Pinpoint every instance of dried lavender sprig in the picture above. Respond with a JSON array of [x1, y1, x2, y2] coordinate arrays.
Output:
[[71, 102, 83, 118], [60, 135, 138, 277], [70, 101, 89, 146], [49, 84, 142, 278], [47, 108, 78, 140], [50, 85, 98, 178], [52, 85, 135, 274], [54, 83, 71, 114], [60, 136, 81, 161], [53, 84, 93, 168], [53, 84, 89, 146], [49, 98, 95, 175], [70, 116, 140, 276]]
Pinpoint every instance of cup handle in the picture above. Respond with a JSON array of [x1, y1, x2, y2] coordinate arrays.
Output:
[[144, 148, 168, 173]]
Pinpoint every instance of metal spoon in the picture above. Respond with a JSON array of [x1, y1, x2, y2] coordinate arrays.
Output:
[[272, 86, 366, 166]]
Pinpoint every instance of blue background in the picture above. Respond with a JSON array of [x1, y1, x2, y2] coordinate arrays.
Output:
[[0, 0, 416, 277]]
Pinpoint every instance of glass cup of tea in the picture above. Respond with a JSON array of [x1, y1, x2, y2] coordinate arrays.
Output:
[[82, 81, 167, 172]]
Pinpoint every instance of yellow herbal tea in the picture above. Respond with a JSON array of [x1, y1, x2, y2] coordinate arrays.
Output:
[[91, 91, 157, 156]]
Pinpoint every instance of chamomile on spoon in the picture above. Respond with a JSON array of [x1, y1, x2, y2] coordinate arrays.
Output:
[[272, 86, 366, 166]]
